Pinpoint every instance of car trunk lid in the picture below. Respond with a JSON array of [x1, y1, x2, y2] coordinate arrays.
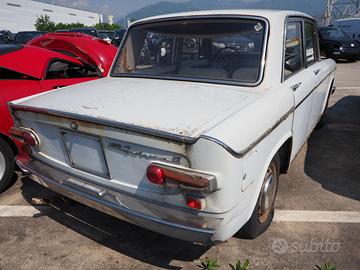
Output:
[[12, 77, 257, 139]]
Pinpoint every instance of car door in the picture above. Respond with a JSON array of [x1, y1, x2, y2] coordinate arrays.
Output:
[[39, 59, 98, 90], [303, 20, 333, 130], [282, 19, 317, 159]]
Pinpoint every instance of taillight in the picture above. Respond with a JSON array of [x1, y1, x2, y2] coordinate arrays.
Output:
[[22, 131, 38, 147], [146, 163, 216, 192], [9, 127, 39, 147], [146, 165, 166, 185], [186, 197, 205, 210]]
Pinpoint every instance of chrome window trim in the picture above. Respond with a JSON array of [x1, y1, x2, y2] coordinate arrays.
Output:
[[282, 17, 305, 82], [282, 16, 320, 82], [302, 19, 320, 67], [110, 15, 270, 87]]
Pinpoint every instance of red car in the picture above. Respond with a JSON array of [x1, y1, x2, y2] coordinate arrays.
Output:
[[0, 33, 117, 192]]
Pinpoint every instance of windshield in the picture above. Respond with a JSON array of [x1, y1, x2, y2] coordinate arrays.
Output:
[[111, 18, 267, 84], [321, 28, 350, 40]]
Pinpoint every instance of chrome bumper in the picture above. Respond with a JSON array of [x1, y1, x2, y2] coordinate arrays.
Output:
[[16, 154, 220, 243]]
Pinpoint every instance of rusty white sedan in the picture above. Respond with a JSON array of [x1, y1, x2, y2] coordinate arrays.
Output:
[[9, 10, 336, 243]]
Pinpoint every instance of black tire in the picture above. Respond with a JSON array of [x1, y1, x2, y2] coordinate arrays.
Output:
[[0, 139, 15, 194], [237, 153, 280, 239], [348, 57, 357, 62]]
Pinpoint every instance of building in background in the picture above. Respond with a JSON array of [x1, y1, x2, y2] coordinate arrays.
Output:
[[0, 0, 103, 32]]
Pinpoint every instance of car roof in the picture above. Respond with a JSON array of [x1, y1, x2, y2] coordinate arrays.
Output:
[[132, 9, 313, 25], [0, 44, 82, 79]]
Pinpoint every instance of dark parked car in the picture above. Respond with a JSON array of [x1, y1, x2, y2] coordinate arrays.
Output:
[[0, 31, 14, 44], [98, 30, 114, 43], [56, 28, 100, 37], [318, 27, 360, 61], [13, 31, 47, 44], [112, 29, 126, 47]]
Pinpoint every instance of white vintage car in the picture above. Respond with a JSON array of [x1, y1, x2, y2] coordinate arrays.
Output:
[[9, 10, 336, 243]]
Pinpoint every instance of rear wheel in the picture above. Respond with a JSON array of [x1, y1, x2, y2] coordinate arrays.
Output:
[[238, 154, 280, 239], [0, 139, 15, 193]]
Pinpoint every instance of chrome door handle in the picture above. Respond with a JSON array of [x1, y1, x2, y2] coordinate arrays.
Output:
[[291, 82, 302, 91], [313, 69, 321, 75]]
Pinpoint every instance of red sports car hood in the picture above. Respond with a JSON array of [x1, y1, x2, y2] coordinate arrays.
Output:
[[0, 44, 83, 79], [28, 33, 117, 76]]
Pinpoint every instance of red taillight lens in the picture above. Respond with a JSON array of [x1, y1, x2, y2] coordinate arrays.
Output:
[[186, 197, 204, 210], [146, 165, 166, 185]]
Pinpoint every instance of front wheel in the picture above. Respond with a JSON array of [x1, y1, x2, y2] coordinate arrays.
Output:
[[0, 139, 15, 193], [238, 154, 280, 239]]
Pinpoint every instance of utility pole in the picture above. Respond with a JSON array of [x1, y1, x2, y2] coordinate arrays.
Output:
[[324, 0, 360, 25]]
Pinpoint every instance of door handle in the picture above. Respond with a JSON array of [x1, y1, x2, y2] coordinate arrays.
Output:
[[291, 82, 302, 92], [313, 69, 321, 75]]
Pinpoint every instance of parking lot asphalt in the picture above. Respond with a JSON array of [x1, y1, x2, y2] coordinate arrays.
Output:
[[0, 62, 359, 270]]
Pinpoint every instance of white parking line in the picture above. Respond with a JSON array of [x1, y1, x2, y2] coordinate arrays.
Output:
[[0, 205, 50, 217], [274, 210, 360, 223], [1, 206, 360, 223]]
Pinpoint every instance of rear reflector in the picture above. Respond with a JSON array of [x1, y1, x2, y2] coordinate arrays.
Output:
[[186, 197, 205, 210]]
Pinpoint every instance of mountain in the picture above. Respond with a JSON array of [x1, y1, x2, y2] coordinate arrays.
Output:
[[125, 0, 327, 22]]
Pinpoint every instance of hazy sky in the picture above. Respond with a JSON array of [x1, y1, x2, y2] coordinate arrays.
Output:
[[40, 0, 260, 17], [40, 0, 189, 17]]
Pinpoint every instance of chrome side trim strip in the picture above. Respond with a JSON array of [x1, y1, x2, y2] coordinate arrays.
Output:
[[199, 107, 294, 158]]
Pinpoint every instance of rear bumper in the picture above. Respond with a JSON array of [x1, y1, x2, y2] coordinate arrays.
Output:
[[16, 154, 222, 243]]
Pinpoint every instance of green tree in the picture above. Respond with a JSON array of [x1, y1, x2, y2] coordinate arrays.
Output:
[[35, 15, 56, 32]]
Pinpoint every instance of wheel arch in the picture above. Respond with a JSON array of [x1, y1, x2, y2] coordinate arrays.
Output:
[[0, 132, 18, 156], [278, 137, 293, 174]]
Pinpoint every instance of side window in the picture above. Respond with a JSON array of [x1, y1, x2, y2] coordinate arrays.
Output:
[[304, 22, 317, 65], [46, 60, 100, 79], [284, 21, 303, 79]]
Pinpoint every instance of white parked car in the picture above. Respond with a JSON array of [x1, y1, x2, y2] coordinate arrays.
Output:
[[9, 10, 336, 243]]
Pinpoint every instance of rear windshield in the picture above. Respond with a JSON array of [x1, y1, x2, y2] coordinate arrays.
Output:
[[111, 18, 267, 85]]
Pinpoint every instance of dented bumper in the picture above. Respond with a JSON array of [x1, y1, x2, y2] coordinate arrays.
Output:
[[16, 154, 222, 243]]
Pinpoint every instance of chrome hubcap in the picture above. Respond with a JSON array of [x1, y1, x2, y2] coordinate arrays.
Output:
[[258, 163, 278, 223], [0, 152, 6, 181]]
